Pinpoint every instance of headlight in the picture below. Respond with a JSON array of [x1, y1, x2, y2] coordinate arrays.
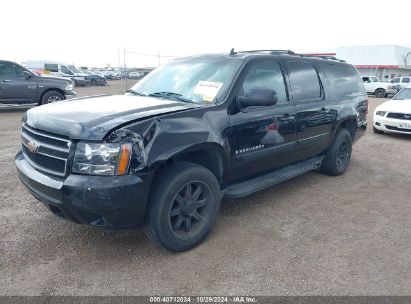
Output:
[[72, 142, 132, 175], [376, 111, 386, 116], [65, 82, 74, 91]]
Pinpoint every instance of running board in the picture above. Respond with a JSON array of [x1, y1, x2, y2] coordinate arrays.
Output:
[[224, 156, 325, 199]]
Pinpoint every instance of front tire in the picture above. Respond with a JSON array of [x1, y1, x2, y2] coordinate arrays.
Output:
[[375, 88, 386, 98], [40, 91, 65, 105], [145, 162, 221, 252], [322, 128, 352, 176]]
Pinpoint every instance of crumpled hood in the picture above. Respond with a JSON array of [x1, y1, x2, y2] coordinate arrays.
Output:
[[376, 99, 411, 114], [23, 95, 201, 140]]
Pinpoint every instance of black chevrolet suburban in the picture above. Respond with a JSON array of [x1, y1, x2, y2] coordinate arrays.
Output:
[[15, 50, 368, 251], [0, 60, 76, 105]]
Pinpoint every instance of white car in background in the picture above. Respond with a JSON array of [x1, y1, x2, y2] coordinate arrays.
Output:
[[362, 76, 397, 98], [373, 87, 411, 134]]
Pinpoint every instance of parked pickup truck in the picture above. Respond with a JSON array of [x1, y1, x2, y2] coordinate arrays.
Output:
[[0, 60, 76, 105], [362, 76, 397, 98], [15, 50, 368, 251]]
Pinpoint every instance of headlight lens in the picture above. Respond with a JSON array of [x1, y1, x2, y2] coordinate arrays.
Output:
[[65, 82, 74, 91], [73, 142, 132, 175], [376, 111, 386, 116]]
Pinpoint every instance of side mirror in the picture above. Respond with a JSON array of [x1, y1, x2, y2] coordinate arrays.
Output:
[[237, 87, 277, 108], [23, 71, 32, 79]]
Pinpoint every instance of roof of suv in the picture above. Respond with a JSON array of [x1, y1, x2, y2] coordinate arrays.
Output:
[[180, 49, 347, 63]]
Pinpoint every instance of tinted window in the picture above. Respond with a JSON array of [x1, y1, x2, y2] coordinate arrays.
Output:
[[321, 64, 365, 99], [402, 77, 410, 83], [362, 77, 371, 83], [45, 63, 58, 72], [288, 61, 321, 101], [0, 62, 25, 77], [240, 61, 288, 105]]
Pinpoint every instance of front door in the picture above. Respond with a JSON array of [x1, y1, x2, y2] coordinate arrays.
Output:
[[228, 60, 297, 181], [0, 61, 38, 104]]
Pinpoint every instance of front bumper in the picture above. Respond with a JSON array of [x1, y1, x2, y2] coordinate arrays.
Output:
[[15, 151, 154, 229], [373, 115, 411, 134], [64, 90, 77, 100], [385, 88, 397, 95]]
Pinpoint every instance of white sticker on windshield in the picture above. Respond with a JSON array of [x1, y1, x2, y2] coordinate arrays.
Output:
[[193, 81, 223, 102]]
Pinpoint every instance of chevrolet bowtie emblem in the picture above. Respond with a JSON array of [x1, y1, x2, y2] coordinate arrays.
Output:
[[27, 141, 40, 153]]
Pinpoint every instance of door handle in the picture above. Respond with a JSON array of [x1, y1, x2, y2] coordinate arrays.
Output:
[[320, 105, 331, 112], [278, 114, 295, 121], [2, 79, 12, 83]]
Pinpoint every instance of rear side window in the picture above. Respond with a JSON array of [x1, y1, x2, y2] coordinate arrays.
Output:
[[402, 77, 410, 83], [321, 64, 365, 99], [287, 61, 322, 101]]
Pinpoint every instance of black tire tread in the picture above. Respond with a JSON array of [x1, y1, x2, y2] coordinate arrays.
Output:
[[144, 162, 220, 252], [40, 90, 64, 105], [322, 128, 352, 176]]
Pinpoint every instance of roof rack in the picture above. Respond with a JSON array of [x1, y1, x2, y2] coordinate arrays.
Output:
[[302, 54, 346, 62], [230, 49, 295, 55], [229, 48, 345, 62]]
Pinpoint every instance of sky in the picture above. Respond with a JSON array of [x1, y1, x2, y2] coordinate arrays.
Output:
[[2, 0, 411, 68]]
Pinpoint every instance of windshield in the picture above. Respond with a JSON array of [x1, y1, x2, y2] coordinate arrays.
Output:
[[129, 58, 242, 104], [68, 65, 82, 73], [393, 88, 411, 100]]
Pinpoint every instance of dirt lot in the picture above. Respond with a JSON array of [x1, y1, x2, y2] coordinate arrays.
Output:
[[0, 83, 410, 295]]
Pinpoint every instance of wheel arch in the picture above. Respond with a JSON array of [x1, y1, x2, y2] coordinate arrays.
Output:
[[334, 117, 357, 141], [151, 143, 227, 187]]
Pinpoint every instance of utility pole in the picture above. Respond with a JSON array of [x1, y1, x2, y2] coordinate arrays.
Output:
[[123, 48, 127, 93]]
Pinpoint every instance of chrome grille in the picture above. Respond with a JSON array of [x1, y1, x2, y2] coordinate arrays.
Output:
[[21, 124, 71, 176]]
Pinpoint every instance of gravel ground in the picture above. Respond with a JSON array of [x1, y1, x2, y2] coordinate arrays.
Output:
[[0, 84, 410, 295]]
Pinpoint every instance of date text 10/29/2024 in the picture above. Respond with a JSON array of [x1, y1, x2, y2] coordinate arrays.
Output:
[[149, 296, 257, 303]]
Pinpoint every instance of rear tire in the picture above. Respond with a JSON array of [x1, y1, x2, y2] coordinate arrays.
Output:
[[375, 88, 386, 98], [145, 162, 221, 252], [40, 91, 64, 105], [322, 128, 352, 176]]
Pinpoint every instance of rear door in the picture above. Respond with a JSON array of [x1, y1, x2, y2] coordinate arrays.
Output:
[[284, 60, 332, 159], [0, 61, 38, 104], [228, 59, 297, 180]]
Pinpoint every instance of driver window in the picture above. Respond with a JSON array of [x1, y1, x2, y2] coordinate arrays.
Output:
[[60, 65, 73, 75], [239, 61, 288, 105], [0, 62, 25, 77], [362, 77, 371, 83]]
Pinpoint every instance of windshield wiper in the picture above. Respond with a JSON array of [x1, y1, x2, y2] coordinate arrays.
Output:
[[125, 89, 146, 96], [148, 91, 193, 103]]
